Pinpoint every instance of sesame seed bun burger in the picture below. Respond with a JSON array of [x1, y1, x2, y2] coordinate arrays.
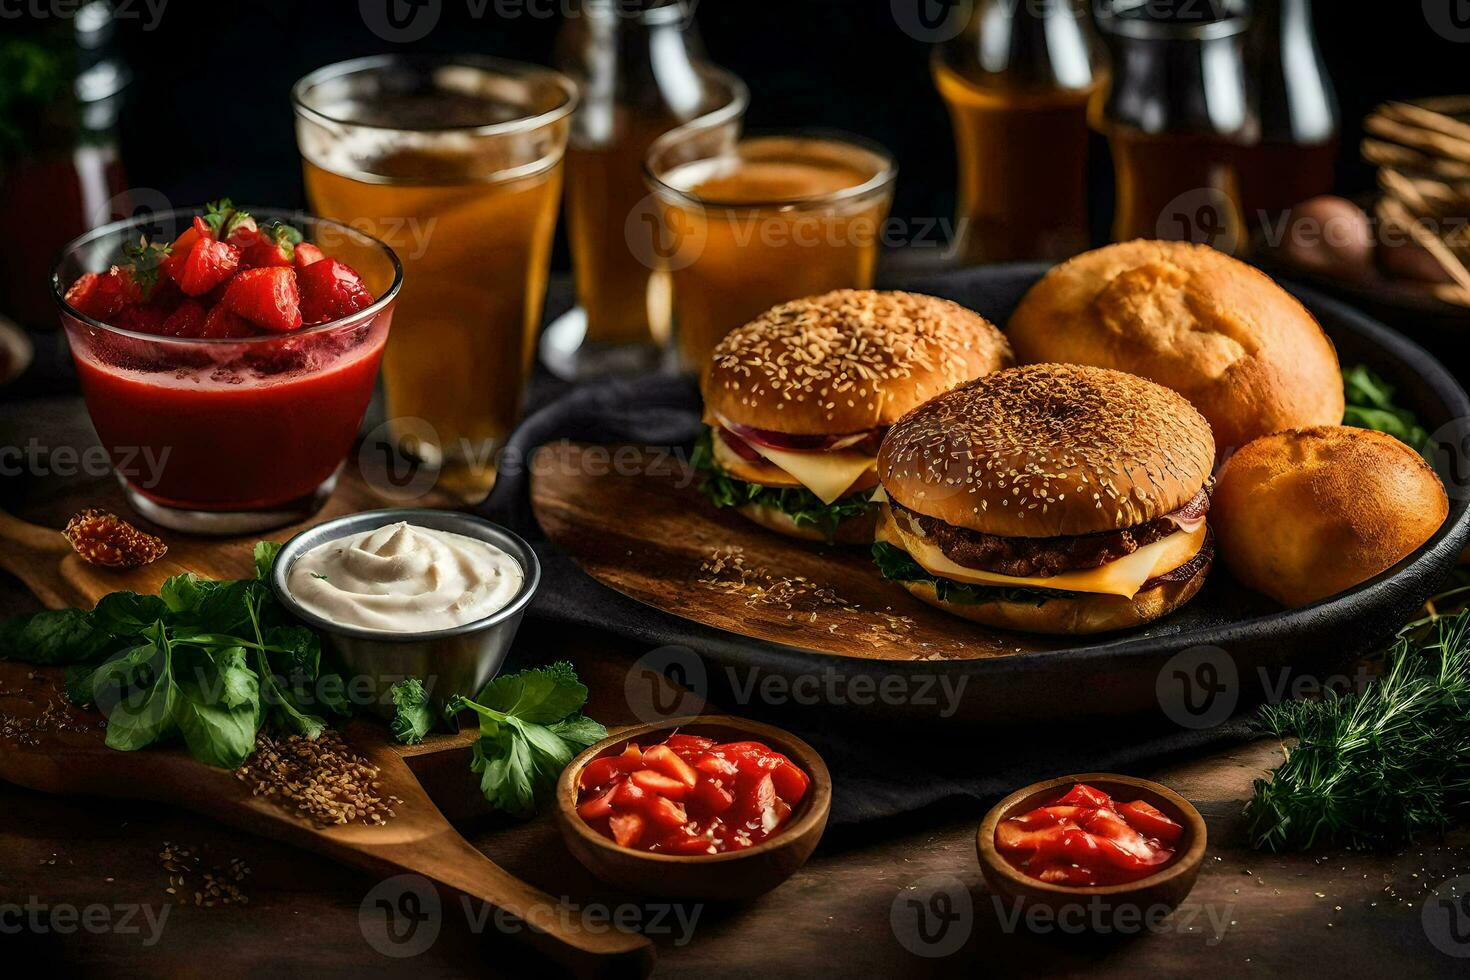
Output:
[[1007, 240, 1344, 452], [873, 363, 1216, 634], [697, 290, 1013, 544]]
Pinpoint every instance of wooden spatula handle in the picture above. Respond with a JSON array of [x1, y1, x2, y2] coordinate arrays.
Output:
[[365, 834, 656, 978]]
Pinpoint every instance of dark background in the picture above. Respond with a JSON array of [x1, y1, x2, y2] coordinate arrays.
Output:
[[97, 0, 1470, 259]]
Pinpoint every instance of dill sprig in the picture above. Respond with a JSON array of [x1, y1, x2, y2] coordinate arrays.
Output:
[[1244, 610, 1470, 852]]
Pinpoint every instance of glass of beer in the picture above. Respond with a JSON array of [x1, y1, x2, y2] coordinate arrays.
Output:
[[644, 128, 896, 371], [292, 55, 575, 486]]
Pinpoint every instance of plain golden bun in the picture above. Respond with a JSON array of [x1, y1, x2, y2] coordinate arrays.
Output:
[[1007, 240, 1345, 451], [736, 502, 877, 545], [1213, 426, 1449, 608], [878, 363, 1215, 537], [898, 561, 1210, 635], [703, 289, 1013, 434]]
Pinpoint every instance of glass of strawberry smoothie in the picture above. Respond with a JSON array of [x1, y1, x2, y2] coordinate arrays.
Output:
[[51, 206, 401, 534]]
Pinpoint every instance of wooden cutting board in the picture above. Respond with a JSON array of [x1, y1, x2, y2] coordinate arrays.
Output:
[[0, 475, 654, 977], [530, 443, 1067, 661]]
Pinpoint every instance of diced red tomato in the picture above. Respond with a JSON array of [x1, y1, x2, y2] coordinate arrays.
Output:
[[771, 760, 810, 802], [642, 744, 698, 788], [694, 754, 739, 778], [664, 733, 717, 756], [576, 783, 618, 822], [1118, 799, 1184, 844], [574, 733, 811, 856], [642, 794, 688, 829], [608, 812, 644, 848], [1056, 783, 1114, 809], [580, 755, 637, 791], [692, 778, 734, 814], [993, 782, 1181, 887], [630, 769, 691, 799]]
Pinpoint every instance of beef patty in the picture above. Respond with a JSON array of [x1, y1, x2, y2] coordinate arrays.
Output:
[[893, 486, 1210, 578]]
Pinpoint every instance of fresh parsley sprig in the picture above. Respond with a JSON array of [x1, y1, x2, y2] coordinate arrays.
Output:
[[443, 662, 607, 817]]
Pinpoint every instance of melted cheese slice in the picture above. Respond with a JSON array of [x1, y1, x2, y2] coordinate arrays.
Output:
[[744, 442, 877, 505], [712, 432, 803, 487], [880, 507, 1207, 599]]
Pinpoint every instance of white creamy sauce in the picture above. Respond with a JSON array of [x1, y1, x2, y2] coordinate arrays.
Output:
[[287, 522, 523, 632]]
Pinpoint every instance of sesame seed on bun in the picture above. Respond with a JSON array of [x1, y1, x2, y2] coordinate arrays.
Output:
[[878, 363, 1216, 538], [702, 289, 1013, 435]]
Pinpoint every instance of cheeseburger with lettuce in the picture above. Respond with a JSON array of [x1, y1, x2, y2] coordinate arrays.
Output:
[[873, 363, 1216, 634], [696, 289, 1013, 543]]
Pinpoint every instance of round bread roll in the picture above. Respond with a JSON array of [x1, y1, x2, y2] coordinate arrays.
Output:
[[1213, 426, 1449, 608], [703, 289, 1013, 433], [1007, 240, 1345, 451], [898, 561, 1210, 635], [878, 363, 1216, 537]]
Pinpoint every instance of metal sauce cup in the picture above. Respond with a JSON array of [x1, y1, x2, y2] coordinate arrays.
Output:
[[270, 509, 541, 718]]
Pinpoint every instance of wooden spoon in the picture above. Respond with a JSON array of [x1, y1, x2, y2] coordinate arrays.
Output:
[[0, 662, 654, 977]]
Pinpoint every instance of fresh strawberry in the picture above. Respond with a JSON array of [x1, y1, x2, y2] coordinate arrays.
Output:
[[66, 266, 143, 321], [199, 302, 257, 339], [223, 212, 260, 249], [297, 258, 373, 324], [159, 226, 201, 283], [196, 198, 237, 239], [293, 242, 325, 268], [161, 299, 208, 337], [175, 238, 242, 296], [241, 221, 303, 268], [63, 272, 105, 316], [223, 266, 302, 332], [114, 303, 170, 335]]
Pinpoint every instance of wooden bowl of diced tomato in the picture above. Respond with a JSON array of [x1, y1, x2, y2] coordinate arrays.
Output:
[[976, 773, 1207, 930], [555, 715, 832, 900]]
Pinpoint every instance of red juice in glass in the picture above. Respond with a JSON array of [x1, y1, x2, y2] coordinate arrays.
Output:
[[53, 206, 401, 533]]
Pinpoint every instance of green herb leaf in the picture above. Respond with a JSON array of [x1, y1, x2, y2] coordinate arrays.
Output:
[[389, 678, 435, 746], [473, 661, 590, 726], [90, 638, 179, 753], [253, 541, 282, 581], [1342, 365, 1431, 453], [0, 608, 115, 665], [450, 663, 602, 817], [1244, 611, 1470, 852], [172, 645, 260, 768], [91, 593, 169, 636]]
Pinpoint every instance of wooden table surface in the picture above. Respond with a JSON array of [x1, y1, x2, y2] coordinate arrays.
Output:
[[3, 394, 1469, 979]]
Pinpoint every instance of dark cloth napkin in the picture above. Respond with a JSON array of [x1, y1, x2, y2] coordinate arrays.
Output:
[[477, 373, 1257, 827]]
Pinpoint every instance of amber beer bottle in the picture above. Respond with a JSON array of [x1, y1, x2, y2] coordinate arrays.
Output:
[[932, 0, 1106, 263], [1094, 2, 1257, 255]]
